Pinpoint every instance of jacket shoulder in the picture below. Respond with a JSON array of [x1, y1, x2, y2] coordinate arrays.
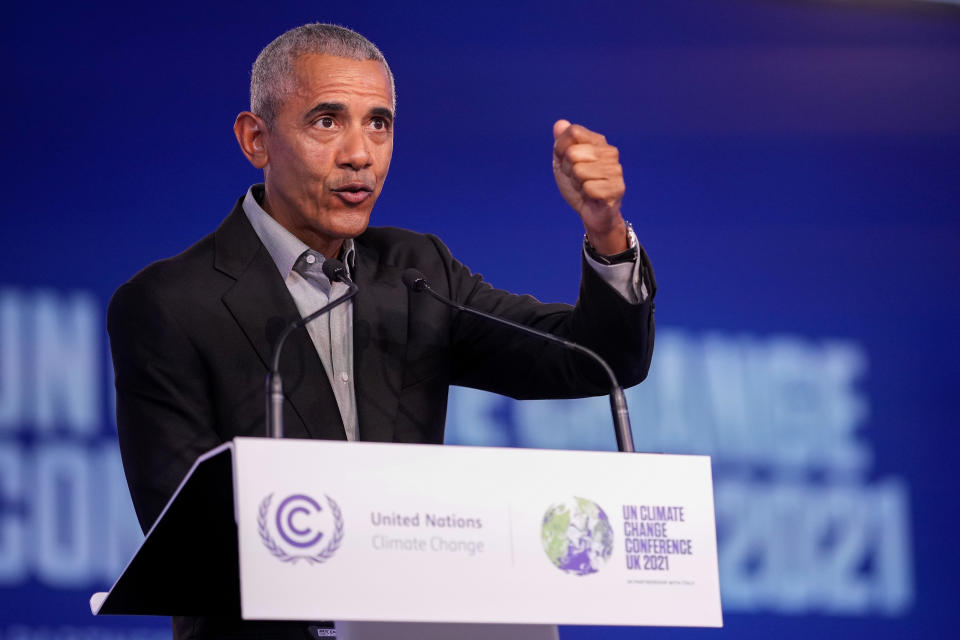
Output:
[[357, 226, 453, 267], [107, 227, 232, 333], [124, 231, 217, 291], [117, 195, 250, 298], [358, 225, 439, 250]]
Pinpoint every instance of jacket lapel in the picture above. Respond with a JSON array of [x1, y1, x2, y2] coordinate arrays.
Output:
[[214, 202, 346, 441], [352, 241, 407, 442]]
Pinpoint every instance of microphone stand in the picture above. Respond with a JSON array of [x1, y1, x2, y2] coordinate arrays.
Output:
[[402, 270, 635, 453], [265, 259, 358, 439]]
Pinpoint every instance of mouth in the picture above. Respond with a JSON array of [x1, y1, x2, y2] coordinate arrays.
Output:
[[332, 183, 374, 205]]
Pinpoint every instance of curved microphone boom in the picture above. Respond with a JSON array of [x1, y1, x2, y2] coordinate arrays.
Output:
[[266, 258, 359, 439], [401, 268, 635, 453]]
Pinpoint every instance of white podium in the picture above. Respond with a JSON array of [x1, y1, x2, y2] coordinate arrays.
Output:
[[92, 438, 722, 633]]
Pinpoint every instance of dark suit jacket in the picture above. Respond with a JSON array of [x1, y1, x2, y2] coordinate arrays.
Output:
[[107, 195, 656, 637]]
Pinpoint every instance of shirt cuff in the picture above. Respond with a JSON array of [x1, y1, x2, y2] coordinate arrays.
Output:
[[582, 224, 649, 304]]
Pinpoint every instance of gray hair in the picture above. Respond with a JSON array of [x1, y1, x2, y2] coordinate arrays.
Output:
[[250, 23, 395, 126]]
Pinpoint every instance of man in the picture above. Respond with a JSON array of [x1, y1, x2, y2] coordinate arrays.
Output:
[[108, 23, 655, 639]]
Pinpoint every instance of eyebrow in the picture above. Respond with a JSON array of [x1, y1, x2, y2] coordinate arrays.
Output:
[[304, 102, 394, 122], [305, 102, 346, 118], [370, 107, 394, 122]]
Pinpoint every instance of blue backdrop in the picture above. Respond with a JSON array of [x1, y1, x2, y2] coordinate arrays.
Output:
[[2, 1, 959, 638]]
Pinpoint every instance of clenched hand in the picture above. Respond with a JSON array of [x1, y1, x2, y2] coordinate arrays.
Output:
[[553, 119, 628, 255]]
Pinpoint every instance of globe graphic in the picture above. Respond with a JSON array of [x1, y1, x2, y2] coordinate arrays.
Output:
[[541, 497, 614, 575]]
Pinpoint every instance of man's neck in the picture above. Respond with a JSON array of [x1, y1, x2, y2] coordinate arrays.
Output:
[[259, 189, 344, 259]]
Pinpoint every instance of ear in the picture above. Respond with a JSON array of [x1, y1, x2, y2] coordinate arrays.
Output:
[[234, 111, 269, 169]]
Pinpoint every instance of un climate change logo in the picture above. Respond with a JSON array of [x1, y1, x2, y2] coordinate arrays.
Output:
[[258, 493, 344, 564], [541, 497, 614, 575]]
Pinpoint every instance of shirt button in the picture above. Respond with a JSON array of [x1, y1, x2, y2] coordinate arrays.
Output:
[[305, 254, 317, 264], [340, 371, 350, 383]]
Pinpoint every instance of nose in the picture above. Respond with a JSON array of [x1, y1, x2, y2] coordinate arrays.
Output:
[[336, 124, 372, 170]]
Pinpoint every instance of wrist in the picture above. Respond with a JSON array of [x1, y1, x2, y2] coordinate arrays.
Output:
[[584, 221, 638, 265], [584, 217, 628, 255]]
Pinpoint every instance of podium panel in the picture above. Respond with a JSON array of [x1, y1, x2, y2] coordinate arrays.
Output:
[[232, 438, 722, 627], [93, 438, 721, 629]]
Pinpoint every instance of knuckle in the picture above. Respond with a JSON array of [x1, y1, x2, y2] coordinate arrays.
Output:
[[579, 146, 600, 162]]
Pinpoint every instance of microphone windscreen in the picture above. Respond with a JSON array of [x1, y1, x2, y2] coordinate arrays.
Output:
[[401, 268, 428, 292], [322, 258, 347, 282]]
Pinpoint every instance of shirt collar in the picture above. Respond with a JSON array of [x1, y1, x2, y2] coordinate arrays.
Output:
[[242, 184, 355, 280]]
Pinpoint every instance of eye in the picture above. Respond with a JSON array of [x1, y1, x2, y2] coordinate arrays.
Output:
[[315, 116, 335, 129], [369, 117, 389, 131]]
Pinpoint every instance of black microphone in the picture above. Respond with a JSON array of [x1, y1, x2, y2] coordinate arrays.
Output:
[[266, 258, 359, 439], [401, 268, 635, 453]]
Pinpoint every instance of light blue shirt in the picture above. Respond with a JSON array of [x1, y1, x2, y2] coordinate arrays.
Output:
[[243, 187, 358, 440]]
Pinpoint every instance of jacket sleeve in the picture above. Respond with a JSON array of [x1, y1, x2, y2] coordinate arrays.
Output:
[[431, 235, 656, 399], [107, 281, 222, 533]]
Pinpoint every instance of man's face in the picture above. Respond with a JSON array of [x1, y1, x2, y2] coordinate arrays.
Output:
[[261, 54, 394, 250]]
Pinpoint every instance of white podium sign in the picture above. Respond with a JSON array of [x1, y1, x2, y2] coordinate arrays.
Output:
[[232, 438, 722, 627]]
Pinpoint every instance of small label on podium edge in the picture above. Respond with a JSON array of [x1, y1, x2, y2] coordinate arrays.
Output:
[[90, 592, 108, 615]]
